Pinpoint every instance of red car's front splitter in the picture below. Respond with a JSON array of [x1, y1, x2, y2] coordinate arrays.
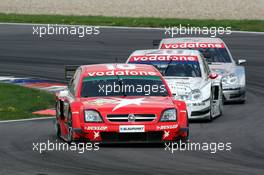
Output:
[[73, 123, 188, 143]]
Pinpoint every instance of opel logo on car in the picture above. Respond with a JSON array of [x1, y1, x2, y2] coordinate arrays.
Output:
[[128, 114, 136, 122]]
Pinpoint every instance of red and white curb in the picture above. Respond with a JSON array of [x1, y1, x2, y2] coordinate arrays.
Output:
[[0, 116, 54, 123], [0, 76, 67, 92], [0, 76, 63, 118]]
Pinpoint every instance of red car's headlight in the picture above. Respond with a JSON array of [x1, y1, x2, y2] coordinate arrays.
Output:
[[160, 109, 177, 122], [84, 110, 103, 122]]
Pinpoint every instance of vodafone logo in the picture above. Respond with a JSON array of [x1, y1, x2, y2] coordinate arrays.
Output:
[[161, 42, 225, 49], [87, 70, 157, 77], [86, 64, 157, 77], [129, 55, 198, 62]]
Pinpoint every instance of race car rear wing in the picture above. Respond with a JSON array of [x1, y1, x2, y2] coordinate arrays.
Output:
[[153, 39, 161, 48], [65, 65, 80, 81]]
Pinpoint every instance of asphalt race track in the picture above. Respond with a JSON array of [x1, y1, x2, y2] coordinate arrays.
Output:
[[0, 24, 264, 175]]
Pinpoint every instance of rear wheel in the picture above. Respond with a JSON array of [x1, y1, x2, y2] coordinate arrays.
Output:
[[218, 85, 223, 116], [208, 97, 213, 122], [219, 98, 224, 116]]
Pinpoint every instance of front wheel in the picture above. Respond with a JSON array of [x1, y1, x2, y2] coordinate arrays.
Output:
[[181, 116, 189, 143], [208, 97, 213, 122], [67, 112, 73, 143], [55, 120, 61, 137]]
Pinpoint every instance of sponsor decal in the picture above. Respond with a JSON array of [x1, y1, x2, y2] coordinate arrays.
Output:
[[167, 83, 190, 93], [84, 126, 108, 131], [88, 98, 148, 111], [157, 124, 178, 130], [93, 131, 100, 139], [192, 102, 206, 106], [86, 70, 157, 77], [164, 131, 170, 138], [211, 68, 226, 75], [161, 43, 225, 49], [165, 80, 192, 95], [112, 98, 148, 111], [128, 114, 136, 122], [119, 125, 145, 133], [88, 98, 118, 106], [129, 55, 198, 62]]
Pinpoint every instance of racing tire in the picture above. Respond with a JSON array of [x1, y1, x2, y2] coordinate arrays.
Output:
[[208, 97, 213, 122], [238, 90, 246, 104], [180, 135, 189, 144], [219, 98, 224, 117], [55, 121, 61, 138], [55, 102, 61, 138], [218, 86, 224, 117], [67, 111, 74, 143], [181, 117, 189, 143], [238, 99, 246, 104]]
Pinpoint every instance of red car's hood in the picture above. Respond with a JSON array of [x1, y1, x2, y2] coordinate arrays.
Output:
[[79, 96, 174, 115]]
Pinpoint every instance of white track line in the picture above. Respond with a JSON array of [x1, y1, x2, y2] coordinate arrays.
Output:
[[0, 22, 264, 34], [0, 116, 54, 123]]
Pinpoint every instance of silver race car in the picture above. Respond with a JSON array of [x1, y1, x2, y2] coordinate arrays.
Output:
[[157, 37, 246, 103], [127, 49, 223, 121]]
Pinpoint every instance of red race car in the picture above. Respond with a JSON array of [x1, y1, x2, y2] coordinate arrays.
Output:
[[55, 64, 189, 143]]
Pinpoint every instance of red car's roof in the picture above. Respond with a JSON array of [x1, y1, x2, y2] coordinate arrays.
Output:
[[80, 64, 161, 77]]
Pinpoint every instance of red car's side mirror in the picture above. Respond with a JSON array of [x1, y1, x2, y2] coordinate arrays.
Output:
[[208, 73, 218, 79]]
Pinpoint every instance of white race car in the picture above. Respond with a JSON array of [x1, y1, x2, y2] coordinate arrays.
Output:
[[158, 37, 246, 103], [126, 49, 223, 121]]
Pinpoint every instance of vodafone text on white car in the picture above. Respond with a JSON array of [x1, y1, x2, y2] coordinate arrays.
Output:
[[126, 49, 223, 121]]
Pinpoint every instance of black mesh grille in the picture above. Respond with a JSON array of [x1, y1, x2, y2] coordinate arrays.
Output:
[[100, 132, 163, 143], [107, 114, 156, 122]]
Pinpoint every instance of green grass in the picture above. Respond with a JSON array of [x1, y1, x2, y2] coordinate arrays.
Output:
[[0, 13, 263, 32], [0, 83, 55, 120]]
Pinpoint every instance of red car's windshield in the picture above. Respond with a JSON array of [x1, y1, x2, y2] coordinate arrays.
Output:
[[81, 75, 169, 97]]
